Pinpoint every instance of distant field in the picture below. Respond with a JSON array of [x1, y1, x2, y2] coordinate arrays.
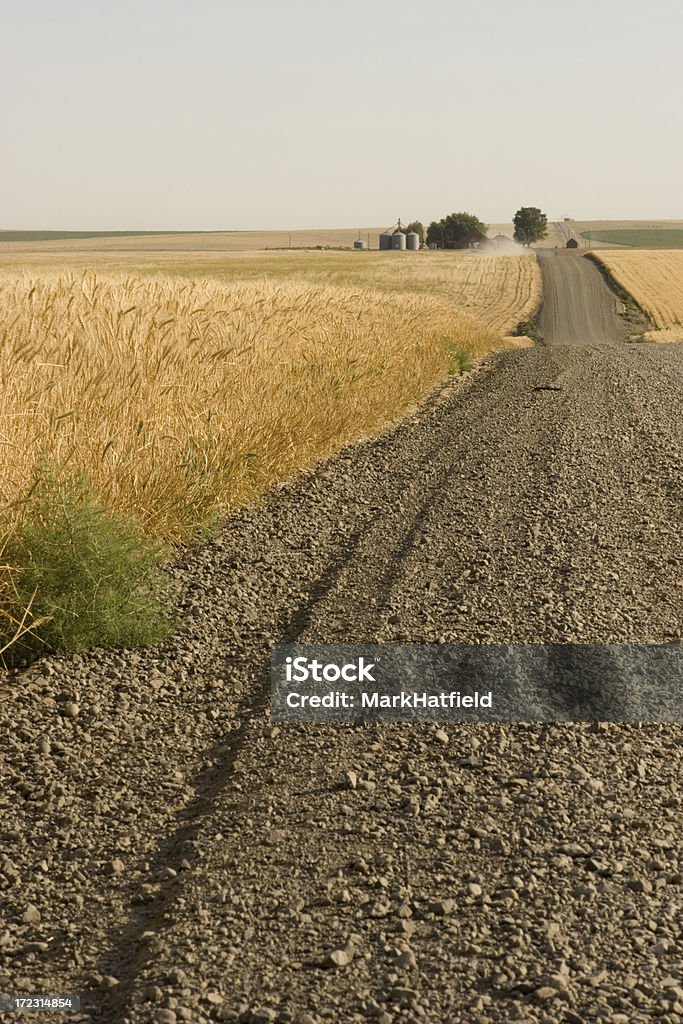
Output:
[[495, 219, 683, 251], [580, 229, 683, 248], [1, 223, 554, 253], [593, 250, 683, 342], [565, 220, 683, 248], [6, 221, 683, 255], [0, 230, 191, 243], [0, 227, 385, 253]]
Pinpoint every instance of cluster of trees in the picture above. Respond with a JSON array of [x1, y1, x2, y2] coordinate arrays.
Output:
[[422, 207, 548, 248], [426, 212, 487, 248]]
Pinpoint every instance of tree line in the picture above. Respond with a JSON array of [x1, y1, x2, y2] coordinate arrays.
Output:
[[418, 208, 548, 248]]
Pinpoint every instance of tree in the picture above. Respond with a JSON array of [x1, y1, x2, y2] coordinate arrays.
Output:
[[404, 221, 425, 244], [426, 212, 487, 248], [513, 207, 548, 247]]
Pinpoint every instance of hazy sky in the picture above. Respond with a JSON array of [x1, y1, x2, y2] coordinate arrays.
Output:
[[3, 0, 683, 230]]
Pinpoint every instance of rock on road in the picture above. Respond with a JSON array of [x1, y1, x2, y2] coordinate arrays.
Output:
[[1, 255, 682, 1024]]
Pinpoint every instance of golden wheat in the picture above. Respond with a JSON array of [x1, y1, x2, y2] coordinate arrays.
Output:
[[0, 254, 540, 651], [593, 250, 683, 341], [0, 271, 496, 543], [0, 250, 541, 336]]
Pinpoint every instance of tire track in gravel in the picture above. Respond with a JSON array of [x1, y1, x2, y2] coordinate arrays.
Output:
[[89, 362, 528, 1021], [91, 526, 371, 1024], [86, 346, 682, 1024]]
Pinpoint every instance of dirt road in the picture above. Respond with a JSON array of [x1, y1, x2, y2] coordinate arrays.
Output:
[[537, 250, 626, 346], [2, 273, 682, 1023]]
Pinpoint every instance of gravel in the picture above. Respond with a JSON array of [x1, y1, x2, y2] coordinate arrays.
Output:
[[1, 340, 682, 1023]]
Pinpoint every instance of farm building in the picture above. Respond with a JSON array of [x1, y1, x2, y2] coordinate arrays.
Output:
[[490, 233, 518, 252], [566, 237, 579, 249], [452, 228, 488, 250], [378, 221, 421, 251]]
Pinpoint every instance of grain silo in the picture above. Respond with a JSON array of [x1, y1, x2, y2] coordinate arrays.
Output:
[[379, 231, 393, 250], [392, 231, 406, 250], [406, 231, 420, 251], [354, 239, 368, 249]]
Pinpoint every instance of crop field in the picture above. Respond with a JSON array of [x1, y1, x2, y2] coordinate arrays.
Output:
[[0, 249, 540, 335], [0, 270, 495, 539], [139, 250, 540, 335], [0, 248, 540, 656], [580, 229, 683, 248], [592, 249, 683, 342], [566, 220, 683, 248], [0, 227, 386, 254]]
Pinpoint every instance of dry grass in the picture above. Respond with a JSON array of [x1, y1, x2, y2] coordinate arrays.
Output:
[[592, 250, 683, 342], [642, 329, 683, 343]]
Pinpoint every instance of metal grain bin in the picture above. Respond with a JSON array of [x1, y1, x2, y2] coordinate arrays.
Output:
[[354, 239, 368, 249], [406, 231, 420, 250], [392, 231, 406, 250], [379, 232, 393, 251]]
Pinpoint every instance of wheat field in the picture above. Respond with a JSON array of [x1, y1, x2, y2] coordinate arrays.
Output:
[[1, 271, 496, 538], [0, 251, 540, 654], [593, 250, 683, 341], [0, 250, 541, 336]]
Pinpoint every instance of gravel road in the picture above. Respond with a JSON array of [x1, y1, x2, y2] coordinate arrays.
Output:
[[2, 260, 682, 1024], [537, 250, 625, 346]]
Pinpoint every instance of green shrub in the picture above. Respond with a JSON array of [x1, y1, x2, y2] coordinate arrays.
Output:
[[2, 470, 175, 661], [513, 318, 541, 342], [447, 345, 472, 374]]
